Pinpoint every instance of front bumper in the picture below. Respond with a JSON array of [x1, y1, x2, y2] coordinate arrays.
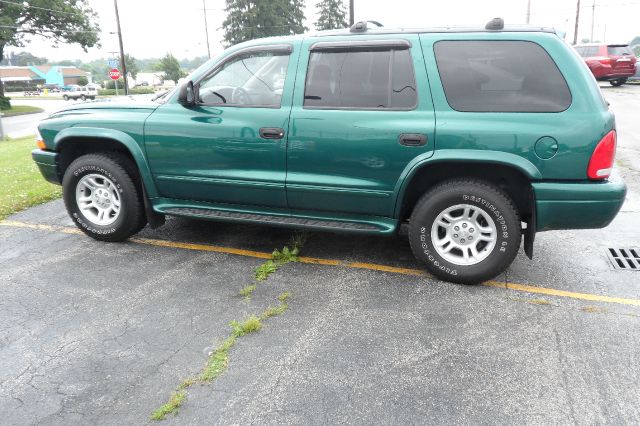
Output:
[[32, 149, 61, 185], [533, 171, 627, 231]]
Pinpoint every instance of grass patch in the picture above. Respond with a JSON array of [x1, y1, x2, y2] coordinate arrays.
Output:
[[239, 284, 257, 298], [0, 135, 62, 220], [0, 105, 44, 117], [255, 243, 302, 281], [150, 390, 186, 420], [151, 293, 291, 420]]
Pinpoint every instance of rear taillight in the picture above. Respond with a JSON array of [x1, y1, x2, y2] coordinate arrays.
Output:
[[587, 130, 616, 180]]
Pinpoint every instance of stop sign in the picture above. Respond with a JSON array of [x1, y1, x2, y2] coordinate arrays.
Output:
[[109, 68, 120, 80]]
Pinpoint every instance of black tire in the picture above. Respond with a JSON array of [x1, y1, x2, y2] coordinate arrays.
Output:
[[81, 94, 86, 101], [62, 153, 145, 242], [609, 78, 627, 87], [63, 95, 69, 101], [408, 179, 521, 284]]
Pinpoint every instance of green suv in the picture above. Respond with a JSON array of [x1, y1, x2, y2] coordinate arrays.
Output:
[[32, 20, 626, 284]]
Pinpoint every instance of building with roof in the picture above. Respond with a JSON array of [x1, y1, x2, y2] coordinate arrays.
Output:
[[0, 65, 89, 90]]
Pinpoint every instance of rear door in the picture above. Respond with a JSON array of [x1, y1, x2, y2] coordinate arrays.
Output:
[[286, 35, 435, 217], [607, 44, 636, 74]]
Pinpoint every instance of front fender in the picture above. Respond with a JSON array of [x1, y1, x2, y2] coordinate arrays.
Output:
[[53, 127, 158, 198], [392, 149, 542, 217]]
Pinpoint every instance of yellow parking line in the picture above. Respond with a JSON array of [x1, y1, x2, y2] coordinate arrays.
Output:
[[2, 219, 640, 307]]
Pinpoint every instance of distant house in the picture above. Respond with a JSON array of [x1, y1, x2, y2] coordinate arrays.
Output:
[[0, 65, 89, 90], [134, 72, 164, 87]]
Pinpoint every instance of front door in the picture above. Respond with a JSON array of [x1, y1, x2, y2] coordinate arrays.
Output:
[[286, 36, 435, 217], [145, 43, 299, 208]]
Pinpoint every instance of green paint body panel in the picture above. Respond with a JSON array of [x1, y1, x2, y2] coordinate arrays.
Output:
[[33, 30, 626, 237]]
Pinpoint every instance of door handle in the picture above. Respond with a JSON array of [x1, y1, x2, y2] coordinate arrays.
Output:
[[399, 133, 427, 146], [259, 127, 285, 140]]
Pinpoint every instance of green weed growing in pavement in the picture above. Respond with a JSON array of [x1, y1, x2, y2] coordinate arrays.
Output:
[[239, 284, 257, 298], [150, 390, 187, 420], [253, 231, 307, 281], [151, 292, 291, 421]]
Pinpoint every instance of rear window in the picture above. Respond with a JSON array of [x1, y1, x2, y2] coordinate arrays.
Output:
[[434, 40, 572, 113], [607, 45, 633, 56]]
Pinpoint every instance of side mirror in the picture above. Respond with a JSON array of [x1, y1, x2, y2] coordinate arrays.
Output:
[[178, 80, 195, 106]]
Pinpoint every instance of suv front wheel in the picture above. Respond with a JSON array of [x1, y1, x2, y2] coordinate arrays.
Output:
[[409, 179, 521, 284], [62, 153, 146, 242]]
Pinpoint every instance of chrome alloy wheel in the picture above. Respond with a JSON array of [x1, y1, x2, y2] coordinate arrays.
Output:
[[430, 204, 497, 266], [75, 173, 121, 226]]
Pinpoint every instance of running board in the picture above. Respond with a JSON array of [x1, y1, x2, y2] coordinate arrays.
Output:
[[164, 207, 393, 233]]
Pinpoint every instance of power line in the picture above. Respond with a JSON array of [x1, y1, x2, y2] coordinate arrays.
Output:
[[0, 0, 78, 16]]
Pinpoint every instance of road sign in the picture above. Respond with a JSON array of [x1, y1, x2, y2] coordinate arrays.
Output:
[[109, 68, 121, 80], [107, 58, 119, 68]]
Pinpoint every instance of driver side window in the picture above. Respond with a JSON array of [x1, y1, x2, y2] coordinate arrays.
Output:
[[198, 50, 290, 108]]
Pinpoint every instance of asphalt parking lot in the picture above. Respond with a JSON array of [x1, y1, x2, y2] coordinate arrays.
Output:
[[2, 83, 640, 425]]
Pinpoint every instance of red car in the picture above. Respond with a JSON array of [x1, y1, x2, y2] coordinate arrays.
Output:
[[574, 43, 637, 86]]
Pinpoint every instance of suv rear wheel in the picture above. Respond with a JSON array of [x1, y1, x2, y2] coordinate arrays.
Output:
[[408, 179, 521, 284], [62, 153, 146, 242], [609, 78, 627, 86]]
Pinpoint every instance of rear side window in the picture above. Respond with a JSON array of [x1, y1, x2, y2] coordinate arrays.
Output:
[[434, 40, 572, 113], [607, 45, 633, 56], [304, 48, 417, 110]]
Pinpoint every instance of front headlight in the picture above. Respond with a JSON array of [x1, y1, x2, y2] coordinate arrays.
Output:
[[35, 127, 46, 150]]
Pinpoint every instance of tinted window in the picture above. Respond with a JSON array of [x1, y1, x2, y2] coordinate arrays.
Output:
[[198, 51, 290, 107], [434, 41, 571, 112], [304, 48, 417, 109], [607, 45, 633, 56]]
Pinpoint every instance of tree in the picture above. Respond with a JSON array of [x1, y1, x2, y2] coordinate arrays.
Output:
[[0, 0, 99, 109], [0, 51, 47, 66], [154, 53, 185, 84], [315, 0, 347, 31], [77, 76, 88, 86], [124, 53, 139, 80], [222, 0, 307, 46], [630, 36, 640, 46]]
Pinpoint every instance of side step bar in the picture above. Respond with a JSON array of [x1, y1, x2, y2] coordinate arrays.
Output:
[[164, 207, 391, 233]]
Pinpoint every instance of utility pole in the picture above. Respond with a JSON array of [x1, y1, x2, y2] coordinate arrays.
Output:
[[526, 0, 531, 24], [349, 0, 354, 26], [202, 0, 211, 58], [573, 0, 581, 45], [590, 0, 596, 42], [113, 0, 129, 95]]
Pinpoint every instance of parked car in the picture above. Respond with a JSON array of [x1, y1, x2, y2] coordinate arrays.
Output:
[[62, 85, 97, 101], [32, 19, 626, 284], [60, 85, 76, 92], [629, 56, 640, 81], [574, 43, 637, 86], [44, 84, 61, 93], [23, 88, 42, 96]]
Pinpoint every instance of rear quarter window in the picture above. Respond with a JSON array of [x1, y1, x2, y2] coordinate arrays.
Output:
[[434, 40, 572, 113]]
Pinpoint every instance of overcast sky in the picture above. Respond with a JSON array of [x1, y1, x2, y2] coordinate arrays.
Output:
[[7, 0, 640, 62]]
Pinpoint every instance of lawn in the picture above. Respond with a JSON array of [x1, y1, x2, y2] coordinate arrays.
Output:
[[0, 135, 62, 220], [0, 105, 44, 117]]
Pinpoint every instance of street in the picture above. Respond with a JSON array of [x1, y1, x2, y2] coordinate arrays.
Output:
[[2, 98, 82, 139], [0, 83, 639, 424]]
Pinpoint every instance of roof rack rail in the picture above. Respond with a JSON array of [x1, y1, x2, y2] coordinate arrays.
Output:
[[485, 17, 504, 30], [350, 20, 384, 33]]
